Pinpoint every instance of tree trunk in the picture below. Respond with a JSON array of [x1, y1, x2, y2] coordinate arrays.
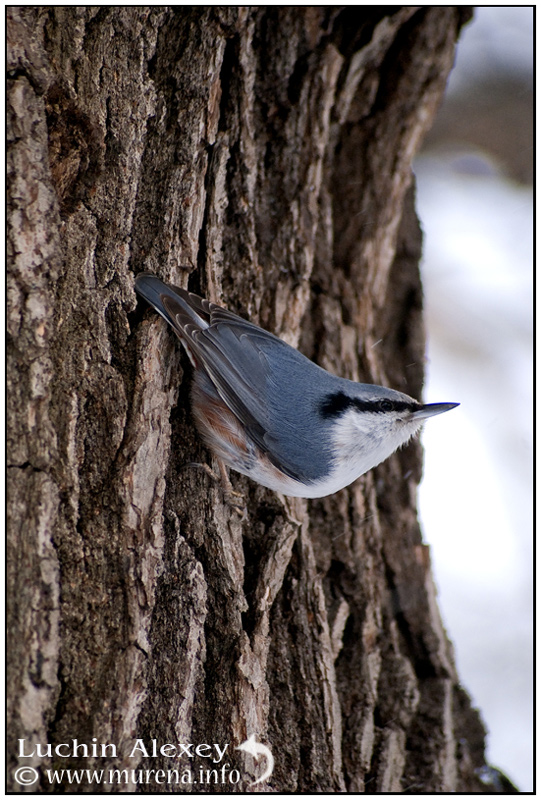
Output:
[[8, 6, 508, 794]]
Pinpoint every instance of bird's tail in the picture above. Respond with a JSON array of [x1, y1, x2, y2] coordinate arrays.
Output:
[[134, 273, 211, 334]]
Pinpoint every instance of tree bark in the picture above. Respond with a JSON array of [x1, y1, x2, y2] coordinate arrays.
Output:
[[8, 5, 509, 794]]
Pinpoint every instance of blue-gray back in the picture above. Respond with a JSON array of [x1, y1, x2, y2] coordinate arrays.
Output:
[[194, 320, 347, 483]]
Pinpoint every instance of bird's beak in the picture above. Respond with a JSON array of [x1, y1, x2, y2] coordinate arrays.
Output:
[[413, 402, 459, 421]]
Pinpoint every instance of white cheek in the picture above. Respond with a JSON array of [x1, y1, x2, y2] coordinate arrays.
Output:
[[328, 411, 388, 476], [328, 411, 423, 477], [332, 410, 387, 448]]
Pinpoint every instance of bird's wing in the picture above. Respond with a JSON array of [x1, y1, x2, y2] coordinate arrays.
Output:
[[192, 321, 332, 482], [135, 275, 332, 482]]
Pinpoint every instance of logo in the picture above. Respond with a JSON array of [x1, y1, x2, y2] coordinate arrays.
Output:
[[14, 766, 39, 786], [236, 735, 274, 785]]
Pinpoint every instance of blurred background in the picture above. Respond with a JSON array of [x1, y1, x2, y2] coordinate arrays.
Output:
[[414, 7, 533, 791]]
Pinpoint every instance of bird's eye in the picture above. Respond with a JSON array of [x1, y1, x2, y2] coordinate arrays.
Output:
[[379, 399, 393, 412]]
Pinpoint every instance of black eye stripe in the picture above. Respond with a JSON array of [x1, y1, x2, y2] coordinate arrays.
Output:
[[319, 392, 351, 417], [319, 391, 418, 418]]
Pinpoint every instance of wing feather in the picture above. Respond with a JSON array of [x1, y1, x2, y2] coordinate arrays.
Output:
[[135, 275, 334, 482]]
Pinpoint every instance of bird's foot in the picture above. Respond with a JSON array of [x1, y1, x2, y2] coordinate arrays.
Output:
[[185, 460, 246, 518]]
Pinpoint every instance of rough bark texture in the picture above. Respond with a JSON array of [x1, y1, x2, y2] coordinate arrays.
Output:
[[7, 5, 508, 794]]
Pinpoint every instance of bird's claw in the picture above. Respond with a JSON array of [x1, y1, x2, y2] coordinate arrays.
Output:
[[184, 460, 246, 517]]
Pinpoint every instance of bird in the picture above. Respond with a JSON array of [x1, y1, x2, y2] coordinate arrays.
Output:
[[135, 273, 458, 500]]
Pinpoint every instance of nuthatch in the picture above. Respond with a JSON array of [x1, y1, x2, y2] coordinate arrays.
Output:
[[135, 274, 458, 499]]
